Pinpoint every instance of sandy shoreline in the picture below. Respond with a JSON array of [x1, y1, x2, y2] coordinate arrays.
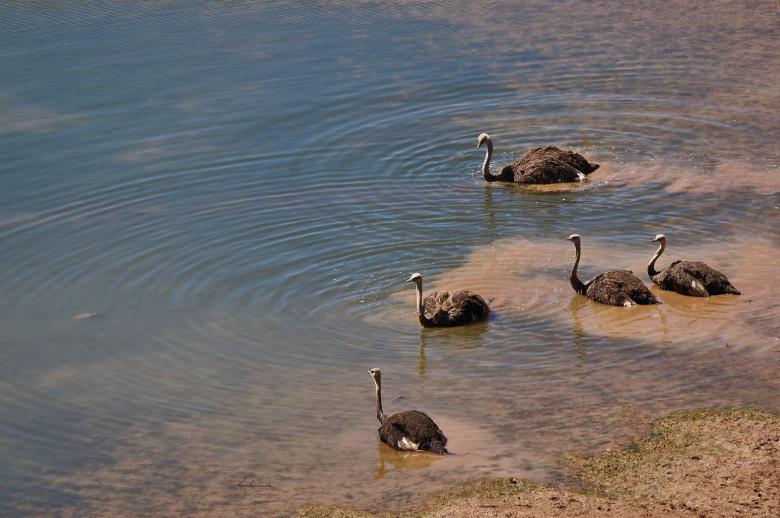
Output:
[[295, 408, 779, 517]]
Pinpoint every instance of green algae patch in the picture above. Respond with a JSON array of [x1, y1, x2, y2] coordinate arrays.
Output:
[[294, 505, 374, 518], [571, 408, 780, 514], [294, 478, 543, 518]]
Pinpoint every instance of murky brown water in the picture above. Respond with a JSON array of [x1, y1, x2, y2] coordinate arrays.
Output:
[[1, 1, 779, 516]]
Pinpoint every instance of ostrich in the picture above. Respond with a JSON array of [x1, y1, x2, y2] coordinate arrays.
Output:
[[407, 272, 489, 327], [476, 133, 599, 184], [647, 234, 740, 297], [567, 234, 659, 307], [368, 368, 448, 454]]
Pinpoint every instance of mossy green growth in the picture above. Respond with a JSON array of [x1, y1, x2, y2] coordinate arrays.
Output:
[[294, 505, 375, 518], [294, 477, 541, 518], [570, 407, 779, 499]]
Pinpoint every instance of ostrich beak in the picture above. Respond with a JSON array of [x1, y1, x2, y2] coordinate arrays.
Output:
[[406, 275, 415, 283]]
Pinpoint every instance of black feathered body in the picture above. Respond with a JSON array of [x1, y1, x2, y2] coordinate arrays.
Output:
[[498, 146, 599, 184], [378, 410, 448, 454], [585, 270, 659, 306], [420, 290, 489, 327], [652, 260, 740, 297]]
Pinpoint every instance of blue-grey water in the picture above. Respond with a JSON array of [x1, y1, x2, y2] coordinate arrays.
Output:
[[1, 1, 779, 515]]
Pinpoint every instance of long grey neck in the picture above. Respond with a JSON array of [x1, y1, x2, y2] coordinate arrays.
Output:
[[648, 240, 666, 278], [415, 280, 424, 315], [570, 241, 586, 294], [414, 281, 433, 327], [373, 377, 385, 423], [482, 140, 496, 181]]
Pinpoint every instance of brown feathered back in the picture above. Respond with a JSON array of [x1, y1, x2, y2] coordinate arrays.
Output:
[[421, 290, 489, 327], [586, 270, 659, 306], [502, 146, 599, 184], [653, 260, 740, 297], [378, 410, 448, 454]]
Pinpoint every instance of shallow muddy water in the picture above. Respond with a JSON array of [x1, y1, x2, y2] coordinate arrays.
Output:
[[1, 1, 779, 516]]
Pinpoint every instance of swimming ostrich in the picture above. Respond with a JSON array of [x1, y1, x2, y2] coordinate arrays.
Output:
[[368, 368, 448, 454], [476, 133, 599, 184], [647, 234, 740, 297], [407, 272, 489, 327], [567, 234, 659, 307]]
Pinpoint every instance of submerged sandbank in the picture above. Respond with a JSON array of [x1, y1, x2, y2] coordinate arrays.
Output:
[[386, 234, 780, 353]]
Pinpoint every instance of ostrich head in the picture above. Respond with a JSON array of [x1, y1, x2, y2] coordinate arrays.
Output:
[[476, 133, 491, 148], [567, 233, 581, 244], [368, 367, 381, 382], [407, 272, 423, 285], [650, 233, 667, 244]]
